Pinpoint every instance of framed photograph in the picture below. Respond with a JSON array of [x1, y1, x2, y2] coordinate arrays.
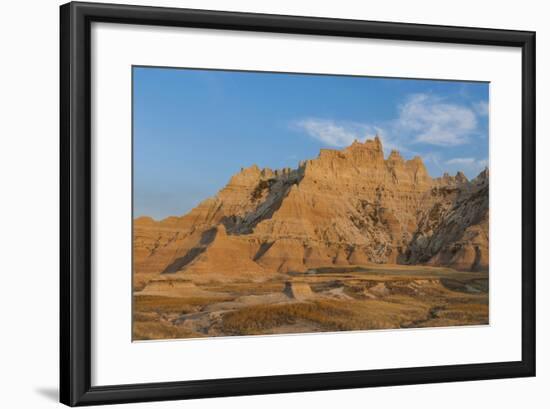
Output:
[[60, 1, 536, 406]]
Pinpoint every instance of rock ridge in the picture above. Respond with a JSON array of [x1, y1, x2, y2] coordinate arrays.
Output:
[[133, 138, 489, 287]]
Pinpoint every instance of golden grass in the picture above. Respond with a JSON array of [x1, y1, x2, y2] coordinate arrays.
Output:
[[133, 320, 203, 340], [134, 294, 232, 314], [201, 281, 285, 295], [221, 298, 430, 335], [132, 267, 489, 339], [436, 303, 489, 322], [133, 294, 234, 340]]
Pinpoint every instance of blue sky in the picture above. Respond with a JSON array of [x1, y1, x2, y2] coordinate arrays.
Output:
[[133, 66, 489, 220]]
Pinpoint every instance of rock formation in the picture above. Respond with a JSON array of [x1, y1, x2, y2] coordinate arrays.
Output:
[[134, 137, 489, 286]]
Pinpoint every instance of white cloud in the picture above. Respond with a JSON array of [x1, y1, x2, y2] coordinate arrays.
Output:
[[295, 93, 484, 152], [294, 119, 410, 157], [446, 157, 477, 166], [423, 152, 444, 173], [293, 93, 488, 178], [445, 157, 488, 176], [474, 100, 489, 116], [295, 118, 379, 148], [396, 94, 478, 146]]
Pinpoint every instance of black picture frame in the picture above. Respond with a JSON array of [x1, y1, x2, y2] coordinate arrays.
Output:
[[60, 1, 536, 406]]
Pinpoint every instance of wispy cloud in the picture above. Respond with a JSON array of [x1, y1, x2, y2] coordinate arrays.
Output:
[[396, 94, 478, 146], [423, 152, 445, 173], [293, 119, 407, 155], [293, 92, 489, 178], [445, 157, 488, 176], [295, 119, 376, 148], [295, 93, 484, 150], [446, 157, 477, 166], [473, 100, 489, 116]]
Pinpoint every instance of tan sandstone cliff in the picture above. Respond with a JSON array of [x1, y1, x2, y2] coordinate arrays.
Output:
[[134, 137, 488, 287]]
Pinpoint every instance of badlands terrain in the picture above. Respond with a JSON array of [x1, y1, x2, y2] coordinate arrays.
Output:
[[133, 137, 489, 340]]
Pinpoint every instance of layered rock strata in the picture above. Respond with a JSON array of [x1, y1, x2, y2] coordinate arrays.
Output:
[[134, 137, 489, 286]]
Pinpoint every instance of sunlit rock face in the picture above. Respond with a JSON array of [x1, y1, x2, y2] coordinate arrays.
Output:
[[134, 137, 489, 286]]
